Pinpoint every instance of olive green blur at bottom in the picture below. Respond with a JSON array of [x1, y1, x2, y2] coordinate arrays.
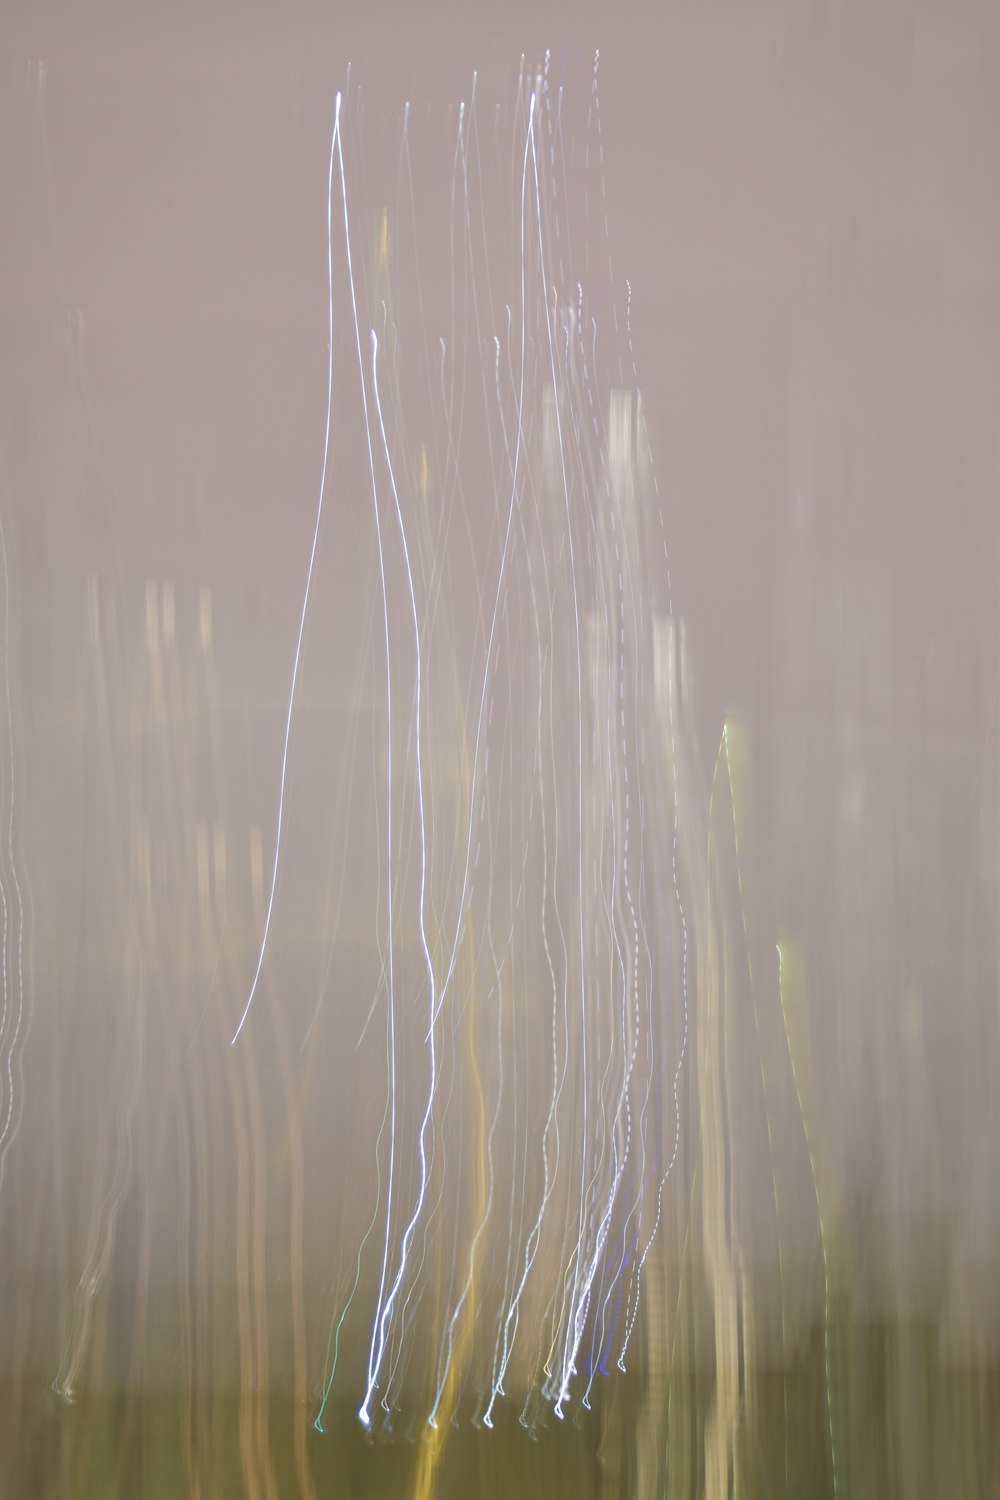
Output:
[[4, 1324, 998, 1498]]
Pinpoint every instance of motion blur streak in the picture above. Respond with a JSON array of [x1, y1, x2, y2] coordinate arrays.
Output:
[[0, 9, 997, 1499]]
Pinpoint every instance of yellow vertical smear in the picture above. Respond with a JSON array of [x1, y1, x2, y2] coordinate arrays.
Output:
[[702, 731, 740, 1500], [777, 938, 839, 1500], [197, 590, 241, 1496], [228, 1038, 259, 1500], [722, 720, 790, 1494], [411, 533, 487, 1500], [244, 1042, 279, 1500], [412, 914, 486, 1500], [282, 1077, 315, 1500]]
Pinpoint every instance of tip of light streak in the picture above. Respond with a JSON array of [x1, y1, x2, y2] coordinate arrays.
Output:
[[358, 1405, 371, 1428]]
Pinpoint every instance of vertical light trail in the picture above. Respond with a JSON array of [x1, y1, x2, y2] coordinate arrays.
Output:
[[231, 93, 340, 1045], [428, 740, 504, 1429], [313, 1081, 390, 1433], [330, 91, 403, 1422], [429, 92, 535, 1033], [526, 94, 591, 1421], [220, 61, 696, 1432], [358, 329, 436, 1427], [617, 276, 690, 1372], [483, 346, 566, 1427], [579, 472, 649, 1403]]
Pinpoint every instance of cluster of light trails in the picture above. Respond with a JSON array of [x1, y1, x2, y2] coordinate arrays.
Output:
[[234, 52, 691, 1437]]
